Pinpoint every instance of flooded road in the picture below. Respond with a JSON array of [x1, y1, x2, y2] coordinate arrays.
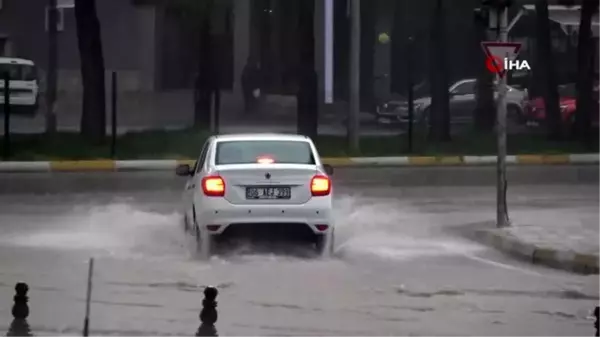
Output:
[[0, 171, 597, 336]]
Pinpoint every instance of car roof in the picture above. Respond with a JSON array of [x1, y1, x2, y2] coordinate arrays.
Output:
[[0, 57, 35, 66], [214, 133, 311, 142]]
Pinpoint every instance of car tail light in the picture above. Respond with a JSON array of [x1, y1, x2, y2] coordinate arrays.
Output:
[[311, 175, 331, 196], [202, 176, 225, 197], [206, 224, 221, 231], [316, 224, 329, 231]]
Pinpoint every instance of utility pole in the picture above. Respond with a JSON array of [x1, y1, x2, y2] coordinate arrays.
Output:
[[46, 0, 58, 134], [495, 3, 510, 228], [347, 0, 360, 153]]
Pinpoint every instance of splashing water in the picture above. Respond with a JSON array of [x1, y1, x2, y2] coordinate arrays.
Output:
[[2, 194, 484, 263], [331, 195, 484, 261], [3, 203, 186, 259]]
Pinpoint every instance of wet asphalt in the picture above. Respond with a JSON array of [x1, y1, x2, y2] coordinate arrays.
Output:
[[0, 168, 598, 336]]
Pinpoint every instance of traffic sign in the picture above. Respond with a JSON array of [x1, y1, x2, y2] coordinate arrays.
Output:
[[481, 41, 522, 78]]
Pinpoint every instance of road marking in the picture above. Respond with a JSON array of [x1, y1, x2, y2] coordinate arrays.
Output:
[[464, 253, 548, 277]]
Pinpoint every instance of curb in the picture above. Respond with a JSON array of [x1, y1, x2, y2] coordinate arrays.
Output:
[[473, 228, 599, 275], [0, 154, 597, 172]]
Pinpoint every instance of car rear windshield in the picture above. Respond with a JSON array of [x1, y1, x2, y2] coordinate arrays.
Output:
[[558, 84, 577, 98], [216, 140, 315, 165]]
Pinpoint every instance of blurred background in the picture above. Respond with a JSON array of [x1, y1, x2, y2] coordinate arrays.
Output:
[[0, 0, 598, 158]]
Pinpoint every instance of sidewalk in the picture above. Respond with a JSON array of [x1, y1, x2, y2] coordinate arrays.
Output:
[[471, 209, 599, 274]]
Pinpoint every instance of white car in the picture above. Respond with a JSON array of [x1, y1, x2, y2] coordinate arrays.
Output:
[[177, 133, 335, 257], [377, 78, 528, 125], [0, 57, 40, 115]]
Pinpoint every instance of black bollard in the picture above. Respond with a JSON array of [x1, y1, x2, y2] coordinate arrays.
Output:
[[12, 283, 29, 319], [200, 286, 218, 323], [6, 282, 32, 336], [196, 286, 218, 337], [594, 306, 599, 337]]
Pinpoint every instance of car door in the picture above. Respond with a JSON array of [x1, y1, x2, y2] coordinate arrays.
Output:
[[184, 141, 210, 222], [449, 80, 477, 124]]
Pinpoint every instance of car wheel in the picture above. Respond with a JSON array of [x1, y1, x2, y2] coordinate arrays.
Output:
[[568, 113, 577, 138], [192, 208, 212, 258], [195, 224, 215, 259], [507, 105, 524, 124], [420, 107, 430, 126], [183, 215, 188, 232], [315, 230, 334, 257]]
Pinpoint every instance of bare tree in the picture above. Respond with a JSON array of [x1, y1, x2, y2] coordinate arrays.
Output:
[[574, 0, 599, 146], [45, 0, 58, 134], [295, 0, 318, 140], [534, 0, 562, 139], [74, 0, 106, 143], [171, 0, 221, 130], [428, 0, 450, 141]]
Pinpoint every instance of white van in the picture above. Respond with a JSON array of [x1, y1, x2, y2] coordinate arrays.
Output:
[[0, 57, 40, 115]]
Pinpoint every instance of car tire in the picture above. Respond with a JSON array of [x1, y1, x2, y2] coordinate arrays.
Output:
[[192, 208, 213, 259], [507, 104, 524, 124], [420, 107, 430, 126], [315, 230, 334, 257], [183, 214, 189, 232], [195, 223, 215, 259], [568, 113, 577, 138]]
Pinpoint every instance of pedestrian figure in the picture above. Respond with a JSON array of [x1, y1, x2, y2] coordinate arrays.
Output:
[[6, 282, 33, 336], [241, 57, 261, 114], [196, 286, 218, 337]]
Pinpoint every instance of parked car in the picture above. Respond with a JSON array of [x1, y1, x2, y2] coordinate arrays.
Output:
[[0, 57, 40, 116], [376, 78, 528, 126], [524, 83, 599, 128]]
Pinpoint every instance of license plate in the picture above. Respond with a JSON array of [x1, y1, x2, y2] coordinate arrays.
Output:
[[246, 187, 291, 200]]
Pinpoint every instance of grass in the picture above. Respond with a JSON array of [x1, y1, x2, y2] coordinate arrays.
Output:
[[0, 128, 596, 161]]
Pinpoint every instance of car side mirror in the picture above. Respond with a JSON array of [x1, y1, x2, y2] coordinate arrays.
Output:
[[175, 164, 192, 176], [323, 164, 334, 176], [449, 90, 458, 96]]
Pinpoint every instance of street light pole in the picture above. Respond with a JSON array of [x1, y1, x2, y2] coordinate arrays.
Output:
[[348, 0, 360, 153], [496, 5, 510, 228]]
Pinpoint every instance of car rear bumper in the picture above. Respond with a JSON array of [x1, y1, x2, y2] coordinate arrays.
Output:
[[195, 196, 333, 235], [0, 95, 37, 106]]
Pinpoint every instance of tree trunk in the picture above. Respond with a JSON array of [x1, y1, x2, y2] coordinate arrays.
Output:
[[195, 7, 214, 128], [428, 0, 450, 141], [359, 0, 375, 112], [574, 0, 598, 146], [333, 0, 349, 101], [390, 0, 404, 95], [45, 0, 58, 134], [296, 0, 318, 140], [74, 0, 106, 143], [534, 0, 562, 139]]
